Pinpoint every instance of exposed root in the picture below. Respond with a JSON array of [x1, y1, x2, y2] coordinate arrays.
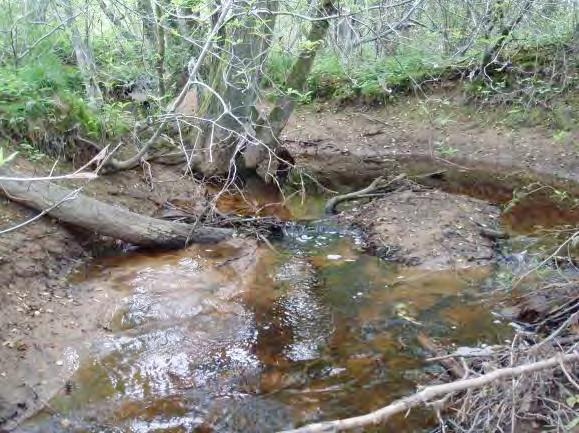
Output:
[[324, 173, 407, 214]]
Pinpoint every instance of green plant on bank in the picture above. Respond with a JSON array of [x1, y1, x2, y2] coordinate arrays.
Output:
[[0, 54, 132, 157], [551, 188, 569, 202], [264, 27, 577, 108], [504, 182, 579, 217], [17, 142, 45, 161], [286, 87, 314, 104], [0, 147, 17, 167], [264, 48, 448, 104], [553, 130, 570, 143], [435, 141, 459, 158]]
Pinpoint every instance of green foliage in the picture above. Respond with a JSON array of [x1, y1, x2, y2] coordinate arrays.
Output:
[[265, 49, 447, 104], [465, 32, 578, 108], [553, 130, 570, 143], [265, 24, 577, 108], [0, 54, 131, 158], [435, 143, 459, 158], [0, 147, 17, 167], [306, 55, 350, 100], [263, 50, 295, 88]]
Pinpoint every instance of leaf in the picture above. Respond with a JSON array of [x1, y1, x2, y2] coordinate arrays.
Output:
[[566, 416, 579, 431], [0, 148, 18, 167]]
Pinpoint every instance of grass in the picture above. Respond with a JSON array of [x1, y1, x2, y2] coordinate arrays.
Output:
[[264, 30, 577, 107], [0, 54, 131, 158], [264, 49, 448, 104]]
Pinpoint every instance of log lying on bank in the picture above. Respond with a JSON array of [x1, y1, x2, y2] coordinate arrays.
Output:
[[0, 168, 232, 248]]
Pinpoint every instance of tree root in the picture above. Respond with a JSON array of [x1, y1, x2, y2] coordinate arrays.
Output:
[[324, 173, 407, 214]]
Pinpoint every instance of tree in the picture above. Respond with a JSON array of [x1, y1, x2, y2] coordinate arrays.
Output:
[[107, 0, 342, 182], [59, 0, 104, 106]]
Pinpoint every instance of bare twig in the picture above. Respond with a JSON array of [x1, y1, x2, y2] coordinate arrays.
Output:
[[324, 173, 406, 214], [278, 352, 579, 433]]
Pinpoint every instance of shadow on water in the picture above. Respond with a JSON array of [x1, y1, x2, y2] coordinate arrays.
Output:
[[17, 215, 512, 433]]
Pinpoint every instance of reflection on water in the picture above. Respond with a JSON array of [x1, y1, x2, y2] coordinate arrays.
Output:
[[18, 224, 510, 433]]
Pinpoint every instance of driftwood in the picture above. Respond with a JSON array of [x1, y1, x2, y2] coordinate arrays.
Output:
[[278, 351, 579, 433], [0, 168, 232, 248], [417, 333, 465, 379], [324, 173, 407, 214]]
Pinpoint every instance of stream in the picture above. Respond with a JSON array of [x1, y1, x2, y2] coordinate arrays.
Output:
[[16, 209, 516, 433]]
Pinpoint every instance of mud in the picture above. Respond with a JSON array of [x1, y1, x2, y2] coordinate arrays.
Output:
[[284, 93, 578, 183], [338, 188, 500, 269]]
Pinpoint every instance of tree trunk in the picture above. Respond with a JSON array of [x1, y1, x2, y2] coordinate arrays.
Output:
[[263, 0, 336, 139], [248, 0, 336, 179], [192, 0, 279, 177], [193, 0, 335, 180], [61, 0, 104, 107], [151, 0, 166, 96], [0, 168, 232, 249]]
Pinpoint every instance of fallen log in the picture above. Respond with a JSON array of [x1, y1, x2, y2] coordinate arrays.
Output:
[[0, 167, 232, 248]]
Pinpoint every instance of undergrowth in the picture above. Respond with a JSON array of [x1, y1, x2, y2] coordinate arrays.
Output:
[[264, 49, 448, 104], [264, 31, 578, 108], [0, 54, 131, 159]]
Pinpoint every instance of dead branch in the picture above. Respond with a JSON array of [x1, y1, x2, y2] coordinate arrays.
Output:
[[417, 333, 465, 379], [278, 351, 579, 433], [531, 310, 579, 353], [324, 173, 406, 214]]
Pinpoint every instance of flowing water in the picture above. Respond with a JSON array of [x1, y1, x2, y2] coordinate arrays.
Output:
[[17, 212, 514, 433]]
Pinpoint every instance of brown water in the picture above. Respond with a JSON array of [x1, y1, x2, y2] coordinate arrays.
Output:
[[17, 221, 511, 433]]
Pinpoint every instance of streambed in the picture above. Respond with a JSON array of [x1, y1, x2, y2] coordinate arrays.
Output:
[[16, 220, 512, 433]]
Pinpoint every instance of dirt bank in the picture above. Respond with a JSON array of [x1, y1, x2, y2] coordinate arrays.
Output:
[[0, 160, 209, 428], [337, 187, 500, 269], [283, 92, 578, 183]]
